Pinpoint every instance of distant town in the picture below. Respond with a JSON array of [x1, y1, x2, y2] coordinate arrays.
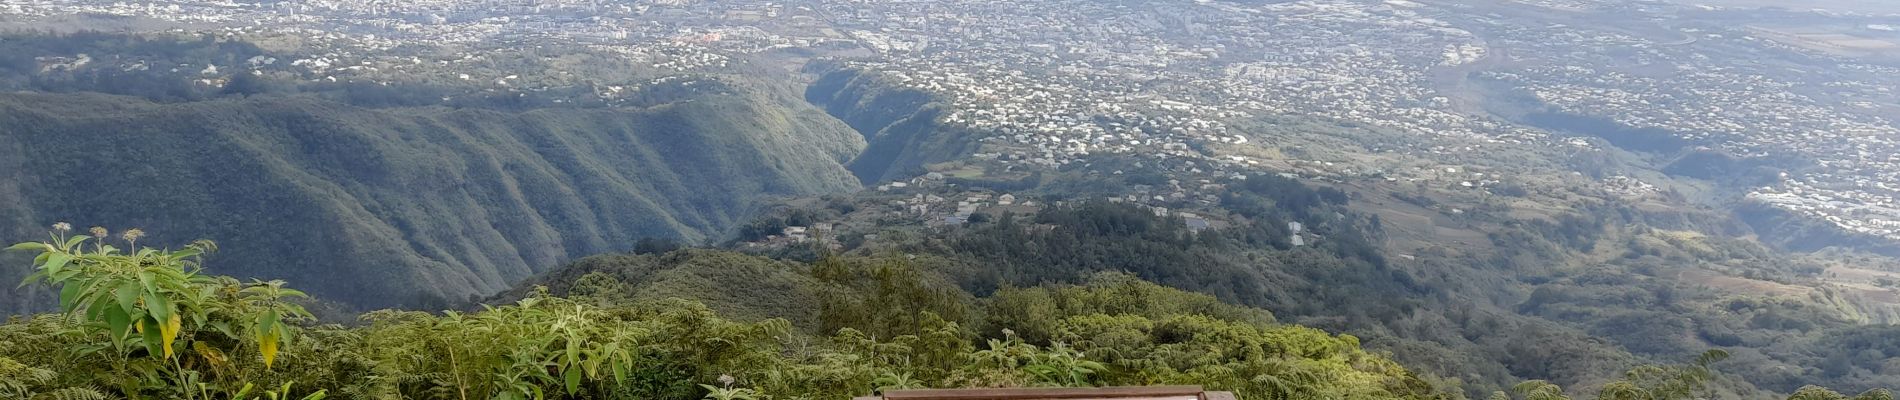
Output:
[[5, 0, 1899, 241]]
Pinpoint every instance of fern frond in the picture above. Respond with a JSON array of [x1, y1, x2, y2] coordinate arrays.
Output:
[[35, 386, 111, 400]]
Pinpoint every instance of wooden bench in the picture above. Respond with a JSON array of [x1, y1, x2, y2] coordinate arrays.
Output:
[[856, 385, 1237, 400]]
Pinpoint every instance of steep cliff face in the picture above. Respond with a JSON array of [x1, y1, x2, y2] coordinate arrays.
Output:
[[805, 68, 984, 184], [0, 88, 865, 309]]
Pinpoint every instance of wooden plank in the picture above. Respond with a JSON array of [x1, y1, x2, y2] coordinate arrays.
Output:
[[882, 386, 1206, 400]]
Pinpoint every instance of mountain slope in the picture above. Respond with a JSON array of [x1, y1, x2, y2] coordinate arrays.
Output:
[[0, 88, 864, 309], [805, 68, 984, 184]]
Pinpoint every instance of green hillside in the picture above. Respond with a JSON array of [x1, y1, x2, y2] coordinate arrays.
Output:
[[705, 164, 1900, 399], [0, 88, 865, 310], [805, 67, 985, 184]]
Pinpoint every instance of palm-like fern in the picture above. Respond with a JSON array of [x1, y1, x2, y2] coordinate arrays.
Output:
[[36, 386, 110, 400], [0, 356, 57, 398], [1786, 386, 1898, 400], [1023, 342, 1105, 387], [1247, 359, 1322, 400], [0, 356, 113, 400], [700, 384, 762, 400], [873, 371, 922, 393]]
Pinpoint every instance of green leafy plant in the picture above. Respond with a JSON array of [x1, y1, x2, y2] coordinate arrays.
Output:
[[873, 371, 922, 393], [700, 384, 761, 400], [10, 225, 312, 399], [230, 382, 328, 400], [1023, 342, 1104, 387]]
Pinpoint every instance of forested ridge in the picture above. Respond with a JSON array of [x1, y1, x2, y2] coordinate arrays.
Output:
[[0, 31, 893, 312], [0, 89, 866, 310], [700, 165, 1900, 400]]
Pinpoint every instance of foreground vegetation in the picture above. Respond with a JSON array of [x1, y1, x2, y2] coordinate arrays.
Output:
[[0, 225, 1890, 400]]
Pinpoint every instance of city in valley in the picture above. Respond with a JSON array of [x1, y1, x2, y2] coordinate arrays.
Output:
[[13, 0, 1894, 243]]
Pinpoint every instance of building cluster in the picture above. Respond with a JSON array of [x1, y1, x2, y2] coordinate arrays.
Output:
[[742, 222, 845, 250], [4, 0, 839, 104], [1466, 9, 1900, 240], [824, 0, 1562, 175], [5, 0, 1898, 241], [870, 174, 1032, 227], [1600, 175, 1660, 199]]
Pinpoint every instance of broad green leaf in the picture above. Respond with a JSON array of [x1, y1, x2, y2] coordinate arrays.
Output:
[[145, 292, 174, 328], [564, 366, 582, 394], [115, 285, 140, 315], [86, 294, 115, 321], [3, 242, 45, 251], [19, 270, 48, 288], [63, 235, 88, 250], [259, 309, 280, 338], [58, 281, 85, 311], [138, 271, 158, 294], [172, 248, 201, 260], [41, 252, 73, 276], [103, 305, 132, 343], [141, 318, 164, 357], [210, 321, 236, 338]]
